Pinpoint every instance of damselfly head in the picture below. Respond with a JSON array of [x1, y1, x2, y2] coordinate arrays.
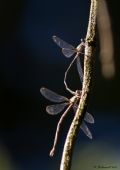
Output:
[[75, 90, 81, 98]]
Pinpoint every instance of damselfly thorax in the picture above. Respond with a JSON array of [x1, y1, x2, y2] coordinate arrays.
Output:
[[69, 90, 81, 104]]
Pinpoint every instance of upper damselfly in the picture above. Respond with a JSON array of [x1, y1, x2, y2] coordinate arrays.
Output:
[[53, 35, 85, 94]]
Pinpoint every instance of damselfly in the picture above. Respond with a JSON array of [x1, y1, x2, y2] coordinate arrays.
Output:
[[40, 87, 94, 156], [53, 35, 85, 94]]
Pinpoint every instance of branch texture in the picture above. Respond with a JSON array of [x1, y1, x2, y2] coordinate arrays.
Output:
[[60, 0, 98, 170]]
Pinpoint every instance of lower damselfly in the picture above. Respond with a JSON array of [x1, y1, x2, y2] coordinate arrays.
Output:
[[40, 87, 94, 156]]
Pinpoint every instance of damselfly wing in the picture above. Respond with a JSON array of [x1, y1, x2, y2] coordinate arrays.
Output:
[[40, 87, 69, 115], [40, 87, 68, 103], [73, 104, 94, 139], [73, 104, 94, 124], [52, 35, 77, 58], [76, 57, 83, 83], [46, 103, 68, 115], [80, 122, 93, 139]]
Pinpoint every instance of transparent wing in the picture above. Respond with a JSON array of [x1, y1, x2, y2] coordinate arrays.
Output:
[[73, 104, 94, 124], [80, 122, 92, 139], [46, 103, 68, 115], [40, 87, 69, 103], [84, 112, 94, 124], [76, 57, 83, 83], [73, 104, 93, 138], [62, 48, 76, 58], [53, 35, 75, 50]]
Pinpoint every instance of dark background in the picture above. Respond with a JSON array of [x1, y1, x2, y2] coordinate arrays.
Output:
[[0, 0, 120, 169]]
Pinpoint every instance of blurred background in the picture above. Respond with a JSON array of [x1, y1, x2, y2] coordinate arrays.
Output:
[[0, 0, 120, 169]]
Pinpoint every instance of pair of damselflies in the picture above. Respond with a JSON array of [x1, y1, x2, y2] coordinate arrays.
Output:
[[40, 36, 94, 156]]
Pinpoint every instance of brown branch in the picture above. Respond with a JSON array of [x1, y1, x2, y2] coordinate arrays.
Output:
[[60, 0, 98, 170]]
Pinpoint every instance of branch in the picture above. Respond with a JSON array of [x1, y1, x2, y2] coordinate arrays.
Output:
[[60, 0, 98, 170]]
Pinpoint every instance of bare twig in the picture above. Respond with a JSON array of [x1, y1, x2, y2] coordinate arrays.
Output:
[[60, 0, 98, 170]]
